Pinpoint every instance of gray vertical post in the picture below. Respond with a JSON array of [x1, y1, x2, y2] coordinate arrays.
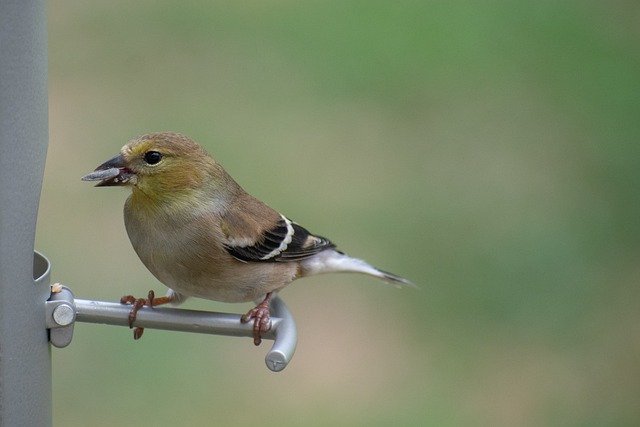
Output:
[[0, 0, 50, 426]]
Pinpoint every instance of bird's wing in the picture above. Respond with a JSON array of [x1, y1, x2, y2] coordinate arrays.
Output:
[[224, 215, 335, 263]]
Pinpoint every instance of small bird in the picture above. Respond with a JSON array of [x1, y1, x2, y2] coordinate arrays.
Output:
[[82, 132, 414, 345]]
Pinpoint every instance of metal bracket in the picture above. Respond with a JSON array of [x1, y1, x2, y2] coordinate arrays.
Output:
[[45, 286, 76, 348], [46, 286, 297, 372]]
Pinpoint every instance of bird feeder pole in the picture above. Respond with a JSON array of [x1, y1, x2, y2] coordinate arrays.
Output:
[[0, 0, 51, 426]]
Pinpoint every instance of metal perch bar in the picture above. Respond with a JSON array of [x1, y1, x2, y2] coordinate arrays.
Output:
[[48, 286, 297, 372], [77, 297, 297, 372]]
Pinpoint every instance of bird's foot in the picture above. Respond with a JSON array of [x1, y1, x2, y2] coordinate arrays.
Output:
[[241, 292, 273, 346], [120, 290, 173, 340]]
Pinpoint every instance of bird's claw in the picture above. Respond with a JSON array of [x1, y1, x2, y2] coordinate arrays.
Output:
[[241, 293, 273, 346], [119, 290, 158, 340], [241, 307, 272, 346]]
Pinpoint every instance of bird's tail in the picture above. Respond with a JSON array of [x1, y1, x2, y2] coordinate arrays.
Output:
[[373, 268, 417, 289], [300, 249, 416, 288]]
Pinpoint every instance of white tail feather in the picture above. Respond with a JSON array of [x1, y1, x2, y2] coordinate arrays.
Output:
[[300, 249, 415, 288]]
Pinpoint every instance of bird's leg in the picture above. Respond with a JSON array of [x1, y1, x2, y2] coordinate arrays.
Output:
[[241, 292, 273, 346], [119, 290, 174, 340]]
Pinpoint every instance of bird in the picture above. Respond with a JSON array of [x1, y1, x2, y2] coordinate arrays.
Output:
[[82, 132, 414, 345]]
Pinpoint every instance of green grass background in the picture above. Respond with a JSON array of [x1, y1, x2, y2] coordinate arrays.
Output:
[[40, 1, 639, 426]]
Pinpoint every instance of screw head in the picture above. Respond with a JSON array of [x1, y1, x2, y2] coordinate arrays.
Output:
[[52, 304, 75, 326]]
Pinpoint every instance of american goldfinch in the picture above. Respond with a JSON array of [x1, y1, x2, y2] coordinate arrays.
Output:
[[82, 132, 414, 345]]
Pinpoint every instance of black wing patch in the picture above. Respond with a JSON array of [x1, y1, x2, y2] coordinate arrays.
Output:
[[225, 217, 335, 263], [275, 223, 335, 261]]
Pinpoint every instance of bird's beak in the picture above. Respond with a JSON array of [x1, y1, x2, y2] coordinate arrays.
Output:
[[81, 154, 135, 187]]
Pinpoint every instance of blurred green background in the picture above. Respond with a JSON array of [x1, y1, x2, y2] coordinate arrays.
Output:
[[40, 1, 639, 426]]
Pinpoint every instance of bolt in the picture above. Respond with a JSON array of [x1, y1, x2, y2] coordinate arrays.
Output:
[[52, 303, 74, 326], [266, 351, 287, 372]]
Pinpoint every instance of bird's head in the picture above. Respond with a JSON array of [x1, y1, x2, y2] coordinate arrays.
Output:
[[82, 132, 222, 202]]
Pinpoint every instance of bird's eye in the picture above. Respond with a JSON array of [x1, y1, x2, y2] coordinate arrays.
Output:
[[143, 151, 163, 165]]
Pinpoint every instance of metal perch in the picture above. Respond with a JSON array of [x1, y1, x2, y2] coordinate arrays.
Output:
[[47, 284, 298, 372]]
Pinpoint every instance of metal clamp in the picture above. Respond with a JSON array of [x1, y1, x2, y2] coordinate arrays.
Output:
[[45, 286, 76, 348], [46, 286, 297, 372]]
